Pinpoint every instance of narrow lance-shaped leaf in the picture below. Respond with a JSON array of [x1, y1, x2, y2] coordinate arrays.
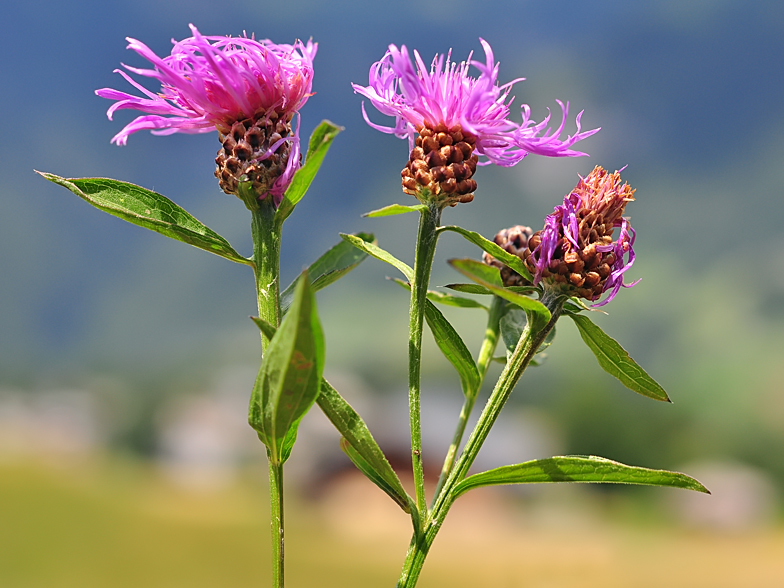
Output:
[[448, 258, 550, 329], [391, 278, 487, 310], [424, 301, 480, 397], [340, 438, 412, 513], [445, 283, 494, 295], [341, 233, 414, 282], [249, 272, 325, 463], [391, 278, 481, 396], [38, 173, 250, 265], [250, 319, 416, 520], [438, 225, 534, 282], [446, 283, 536, 296], [362, 203, 428, 218], [453, 455, 709, 499], [276, 120, 343, 223], [319, 381, 415, 518], [280, 233, 374, 313], [250, 316, 277, 340], [568, 313, 670, 402]]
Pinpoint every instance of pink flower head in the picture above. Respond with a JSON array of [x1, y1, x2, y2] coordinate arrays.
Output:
[[96, 25, 316, 205], [97, 25, 316, 144], [352, 39, 598, 167], [524, 167, 639, 306]]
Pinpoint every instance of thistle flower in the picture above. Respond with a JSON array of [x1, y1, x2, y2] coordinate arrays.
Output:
[[96, 24, 317, 206], [352, 40, 598, 206], [522, 166, 639, 306]]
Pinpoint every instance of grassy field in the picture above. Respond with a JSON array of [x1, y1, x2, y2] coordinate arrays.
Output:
[[2, 458, 783, 588]]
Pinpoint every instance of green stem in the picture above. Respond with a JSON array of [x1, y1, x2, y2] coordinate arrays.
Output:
[[268, 459, 284, 588], [408, 203, 442, 515], [251, 200, 281, 351], [397, 294, 565, 588], [431, 296, 505, 502], [250, 198, 285, 587]]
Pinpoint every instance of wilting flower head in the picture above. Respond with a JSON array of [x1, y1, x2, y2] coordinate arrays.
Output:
[[352, 40, 598, 206], [522, 166, 638, 306], [96, 24, 317, 206]]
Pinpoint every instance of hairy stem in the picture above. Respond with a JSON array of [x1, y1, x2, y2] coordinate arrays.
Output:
[[251, 199, 285, 587], [251, 201, 281, 352], [268, 459, 284, 588], [408, 203, 442, 514], [397, 295, 564, 588]]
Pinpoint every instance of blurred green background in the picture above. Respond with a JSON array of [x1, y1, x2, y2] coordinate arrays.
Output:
[[2, 0, 784, 585]]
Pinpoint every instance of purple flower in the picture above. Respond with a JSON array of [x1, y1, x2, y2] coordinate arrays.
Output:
[[352, 39, 598, 167], [523, 166, 639, 306], [96, 25, 317, 205]]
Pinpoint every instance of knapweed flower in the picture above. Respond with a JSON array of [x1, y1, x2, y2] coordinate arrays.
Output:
[[96, 25, 317, 206], [352, 39, 598, 206], [522, 166, 638, 306]]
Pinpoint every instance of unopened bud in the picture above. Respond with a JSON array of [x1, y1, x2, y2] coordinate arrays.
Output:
[[482, 225, 534, 287]]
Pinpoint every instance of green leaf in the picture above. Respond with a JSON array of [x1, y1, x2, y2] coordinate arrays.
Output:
[[280, 233, 374, 313], [251, 316, 410, 509], [38, 173, 250, 265], [276, 121, 342, 223], [424, 301, 481, 397], [249, 272, 325, 463], [568, 313, 670, 402], [318, 381, 414, 515], [453, 455, 709, 498], [363, 203, 428, 218], [390, 278, 482, 395], [564, 297, 607, 315], [499, 307, 555, 365], [426, 290, 488, 310], [390, 278, 487, 310], [445, 284, 536, 296], [499, 307, 526, 358], [340, 438, 411, 513], [448, 258, 550, 328], [253, 316, 412, 512], [250, 316, 277, 340], [439, 225, 534, 282], [445, 283, 494, 295], [340, 233, 414, 282]]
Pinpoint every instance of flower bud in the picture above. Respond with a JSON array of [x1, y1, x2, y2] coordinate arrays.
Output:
[[482, 225, 533, 286]]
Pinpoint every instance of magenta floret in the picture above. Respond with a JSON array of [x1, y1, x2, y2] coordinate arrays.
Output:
[[96, 24, 316, 146], [352, 39, 597, 166]]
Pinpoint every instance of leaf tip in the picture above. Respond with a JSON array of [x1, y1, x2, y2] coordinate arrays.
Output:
[[35, 170, 57, 182]]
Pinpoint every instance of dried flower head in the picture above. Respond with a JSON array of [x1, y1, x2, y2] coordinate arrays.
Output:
[[482, 225, 534, 287], [523, 166, 638, 306], [96, 24, 317, 206], [352, 40, 598, 206]]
